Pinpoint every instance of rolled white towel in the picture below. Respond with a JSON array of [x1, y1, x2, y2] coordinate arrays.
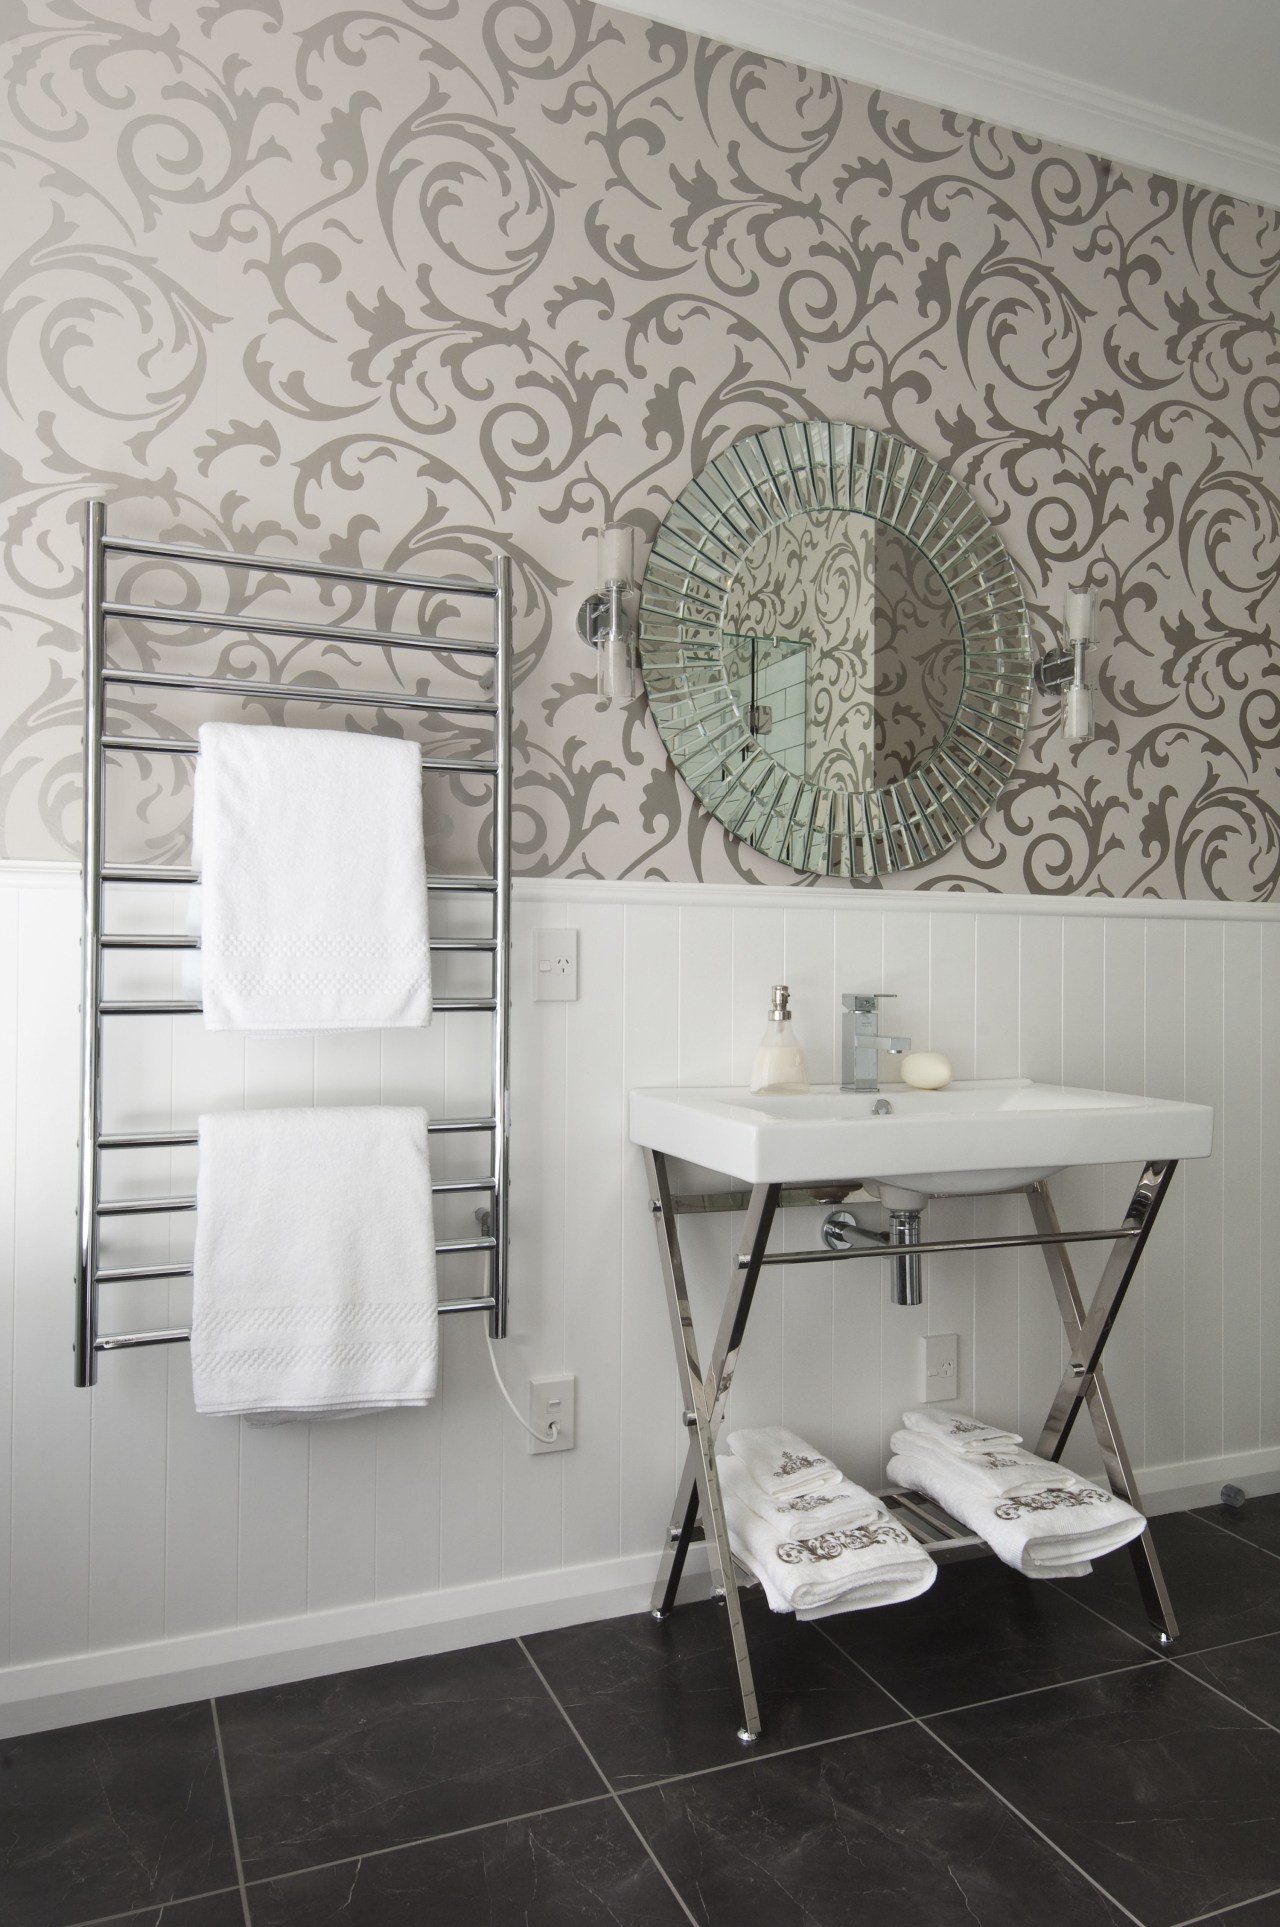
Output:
[[718, 1457, 936, 1618], [725, 1425, 841, 1498], [888, 1447, 1146, 1581], [889, 1430, 1082, 1500], [900, 1407, 1022, 1450]]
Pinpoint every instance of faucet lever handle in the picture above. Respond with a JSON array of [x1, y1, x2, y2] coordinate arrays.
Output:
[[843, 991, 896, 1015]]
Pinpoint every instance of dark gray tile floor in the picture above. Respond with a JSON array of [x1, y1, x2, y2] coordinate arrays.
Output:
[[5, 1496, 1280, 1927]]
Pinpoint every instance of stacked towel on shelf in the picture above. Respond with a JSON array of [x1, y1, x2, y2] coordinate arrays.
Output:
[[194, 721, 431, 1031], [717, 1432, 936, 1619], [725, 1425, 843, 1498], [899, 1408, 1023, 1451], [888, 1410, 1146, 1580], [191, 1106, 437, 1421]]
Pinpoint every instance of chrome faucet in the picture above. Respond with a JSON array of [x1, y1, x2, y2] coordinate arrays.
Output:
[[841, 993, 911, 1093]]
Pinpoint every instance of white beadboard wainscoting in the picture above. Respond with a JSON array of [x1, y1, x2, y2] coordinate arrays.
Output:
[[2, 861, 1278, 1734]]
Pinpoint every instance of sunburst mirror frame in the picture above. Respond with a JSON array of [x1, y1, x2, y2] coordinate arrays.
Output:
[[637, 421, 1033, 879]]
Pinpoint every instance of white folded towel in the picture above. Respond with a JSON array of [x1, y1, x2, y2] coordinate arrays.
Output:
[[887, 1446, 1146, 1581], [889, 1430, 1078, 1499], [718, 1457, 936, 1619], [900, 1407, 1022, 1450], [726, 1426, 842, 1498], [191, 1106, 437, 1420], [729, 1471, 883, 1537], [195, 721, 430, 1031]]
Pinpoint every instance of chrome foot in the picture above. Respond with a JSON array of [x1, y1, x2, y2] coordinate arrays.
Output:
[[650, 1609, 669, 1623], [1156, 1631, 1176, 1647], [736, 1727, 760, 1747]]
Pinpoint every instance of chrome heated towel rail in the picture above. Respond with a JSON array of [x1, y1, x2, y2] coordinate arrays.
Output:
[[75, 499, 515, 1386]]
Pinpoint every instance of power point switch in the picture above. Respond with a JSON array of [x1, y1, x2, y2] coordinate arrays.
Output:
[[529, 1373, 576, 1453], [534, 929, 578, 1001], [922, 1333, 959, 1404]]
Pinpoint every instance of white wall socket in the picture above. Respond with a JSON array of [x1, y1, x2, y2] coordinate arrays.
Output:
[[922, 1333, 959, 1403], [533, 928, 578, 1001], [529, 1373, 576, 1453]]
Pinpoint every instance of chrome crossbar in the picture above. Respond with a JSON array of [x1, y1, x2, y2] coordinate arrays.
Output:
[[103, 600, 498, 658]]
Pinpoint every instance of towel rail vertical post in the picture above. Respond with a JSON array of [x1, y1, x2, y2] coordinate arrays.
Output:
[[75, 498, 107, 1389], [491, 552, 513, 1339]]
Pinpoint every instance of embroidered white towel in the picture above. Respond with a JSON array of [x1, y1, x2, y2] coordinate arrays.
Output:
[[718, 1457, 936, 1619], [191, 1107, 437, 1421], [889, 1430, 1080, 1500], [899, 1407, 1022, 1450], [735, 1475, 884, 1537], [725, 1426, 842, 1498], [194, 721, 430, 1031], [887, 1447, 1146, 1581]]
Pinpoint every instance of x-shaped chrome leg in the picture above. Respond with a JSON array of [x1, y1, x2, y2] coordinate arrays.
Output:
[[1027, 1162, 1180, 1642], [643, 1150, 779, 1742]]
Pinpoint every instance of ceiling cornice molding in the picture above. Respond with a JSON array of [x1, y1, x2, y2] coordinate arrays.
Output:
[[611, 0, 1280, 209]]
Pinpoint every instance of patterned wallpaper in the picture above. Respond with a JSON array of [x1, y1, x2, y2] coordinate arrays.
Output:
[[1, 0, 1277, 894]]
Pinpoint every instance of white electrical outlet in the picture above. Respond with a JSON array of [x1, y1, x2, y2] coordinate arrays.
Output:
[[922, 1332, 959, 1403], [533, 928, 578, 1001], [529, 1373, 576, 1453]]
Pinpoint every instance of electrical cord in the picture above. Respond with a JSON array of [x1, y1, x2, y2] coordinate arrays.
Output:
[[485, 1328, 558, 1443]]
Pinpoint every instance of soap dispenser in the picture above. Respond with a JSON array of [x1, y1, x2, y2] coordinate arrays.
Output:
[[749, 984, 810, 1094]]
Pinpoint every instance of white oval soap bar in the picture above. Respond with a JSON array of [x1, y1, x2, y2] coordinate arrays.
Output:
[[901, 1051, 953, 1090]]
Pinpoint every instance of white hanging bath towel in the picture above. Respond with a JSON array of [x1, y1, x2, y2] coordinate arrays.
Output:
[[725, 1426, 842, 1499], [191, 1107, 437, 1421], [718, 1457, 936, 1619], [899, 1407, 1022, 1451], [194, 721, 430, 1031], [887, 1444, 1146, 1581]]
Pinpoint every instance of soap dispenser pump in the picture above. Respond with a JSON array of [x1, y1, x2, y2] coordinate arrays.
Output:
[[749, 984, 810, 1095]]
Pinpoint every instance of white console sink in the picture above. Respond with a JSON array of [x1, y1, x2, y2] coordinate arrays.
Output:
[[629, 1079, 1214, 1191]]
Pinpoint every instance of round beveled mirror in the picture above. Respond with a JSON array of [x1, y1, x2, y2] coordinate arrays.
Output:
[[638, 422, 1032, 878]]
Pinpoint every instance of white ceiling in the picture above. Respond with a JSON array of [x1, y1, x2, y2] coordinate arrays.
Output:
[[612, 0, 1280, 205]]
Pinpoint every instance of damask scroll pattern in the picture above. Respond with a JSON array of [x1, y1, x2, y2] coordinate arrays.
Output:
[[0, 0, 1276, 894]]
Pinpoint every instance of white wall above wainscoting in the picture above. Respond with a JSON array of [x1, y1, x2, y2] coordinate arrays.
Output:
[[2, 862, 1278, 1734]]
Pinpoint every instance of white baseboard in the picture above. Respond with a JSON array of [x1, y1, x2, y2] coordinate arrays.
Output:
[[1135, 1445, 1280, 1517], [0, 1548, 712, 1739]]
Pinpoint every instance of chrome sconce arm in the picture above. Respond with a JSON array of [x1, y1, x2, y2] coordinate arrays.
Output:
[[1034, 588, 1094, 743], [577, 523, 638, 703]]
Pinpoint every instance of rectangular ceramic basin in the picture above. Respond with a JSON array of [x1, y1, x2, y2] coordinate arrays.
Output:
[[629, 1079, 1214, 1190]]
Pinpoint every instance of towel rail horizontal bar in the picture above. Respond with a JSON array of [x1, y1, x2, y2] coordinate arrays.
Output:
[[100, 735, 499, 776], [100, 865, 498, 892], [97, 1116, 497, 1151], [742, 1224, 1142, 1268], [98, 934, 498, 953], [97, 1177, 495, 1216], [98, 996, 498, 1016], [101, 536, 498, 599], [95, 1297, 498, 1350], [95, 1237, 495, 1285], [102, 601, 498, 659], [103, 666, 497, 719]]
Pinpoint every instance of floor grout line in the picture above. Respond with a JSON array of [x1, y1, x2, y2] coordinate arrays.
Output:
[[210, 1697, 253, 1927], [516, 1636, 700, 1927], [599, 1712, 914, 1798], [1171, 1879, 1280, 1926], [837, 1652, 1164, 1724], [812, 1623, 1149, 1927], [61, 1886, 248, 1927], [1166, 1654, 1280, 1739], [1188, 1509, 1280, 1565], [1044, 1577, 1178, 1655], [236, 1791, 618, 1893]]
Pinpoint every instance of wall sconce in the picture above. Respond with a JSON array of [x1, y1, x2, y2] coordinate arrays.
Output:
[[1034, 588, 1094, 744], [577, 523, 637, 703]]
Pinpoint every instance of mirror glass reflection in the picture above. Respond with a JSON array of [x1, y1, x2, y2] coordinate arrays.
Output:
[[721, 510, 964, 791]]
